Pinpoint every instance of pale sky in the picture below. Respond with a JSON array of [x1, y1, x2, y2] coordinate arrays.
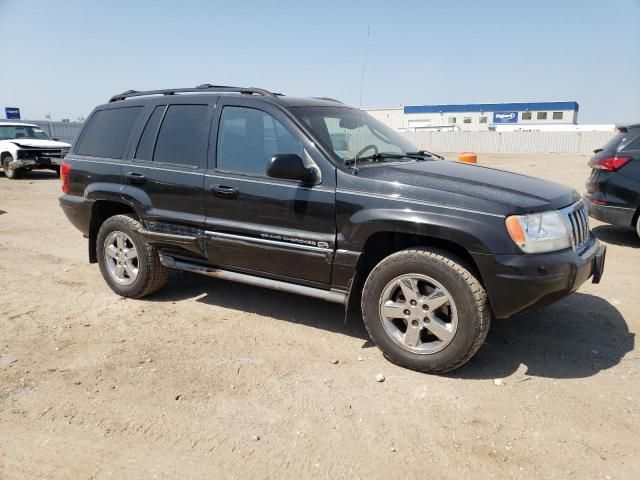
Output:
[[1, 0, 638, 124]]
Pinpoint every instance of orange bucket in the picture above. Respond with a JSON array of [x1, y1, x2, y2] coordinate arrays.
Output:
[[458, 152, 477, 163]]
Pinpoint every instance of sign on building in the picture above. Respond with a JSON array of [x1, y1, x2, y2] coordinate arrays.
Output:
[[5, 107, 20, 120], [493, 111, 517, 123]]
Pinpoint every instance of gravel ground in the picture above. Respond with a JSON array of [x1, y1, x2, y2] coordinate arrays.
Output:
[[0, 154, 638, 479]]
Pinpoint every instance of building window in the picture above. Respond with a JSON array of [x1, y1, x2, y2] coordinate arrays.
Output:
[[463, 117, 472, 124], [448, 117, 457, 124], [553, 112, 563, 120], [537, 112, 548, 120], [522, 112, 532, 120], [479, 116, 487, 124]]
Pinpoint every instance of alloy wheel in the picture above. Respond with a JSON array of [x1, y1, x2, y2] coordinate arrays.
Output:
[[378, 273, 458, 354]]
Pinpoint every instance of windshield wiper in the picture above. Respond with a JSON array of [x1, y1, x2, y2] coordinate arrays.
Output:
[[405, 149, 444, 160], [344, 152, 432, 166]]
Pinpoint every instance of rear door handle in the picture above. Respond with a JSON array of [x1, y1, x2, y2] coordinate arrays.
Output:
[[210, 184, 239, 199], [126, 172, 147, 185]]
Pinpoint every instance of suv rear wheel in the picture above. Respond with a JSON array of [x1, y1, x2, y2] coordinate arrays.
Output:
[[636, 213, 640, 240], [361, 248, 491, 374], [96, 214, 168, 298]]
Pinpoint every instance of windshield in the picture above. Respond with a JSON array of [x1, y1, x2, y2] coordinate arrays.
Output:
[[0, 125, 51, 141], [289, 106, 418, 164]]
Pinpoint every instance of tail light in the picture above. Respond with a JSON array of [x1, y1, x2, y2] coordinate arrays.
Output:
[[60, 162, 71, 193], [591, 156, 630, 171]]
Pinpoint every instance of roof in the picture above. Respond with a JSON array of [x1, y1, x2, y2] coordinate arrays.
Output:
[[404, 101, 579, 114]]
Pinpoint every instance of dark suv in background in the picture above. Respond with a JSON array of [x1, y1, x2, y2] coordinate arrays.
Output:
[[59, 85, 606, 374], [585, 124, 640, 239]]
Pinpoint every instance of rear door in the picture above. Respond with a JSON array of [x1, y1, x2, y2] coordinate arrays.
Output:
[[124, 98, 214, 244], [203, 97, 336, 287]]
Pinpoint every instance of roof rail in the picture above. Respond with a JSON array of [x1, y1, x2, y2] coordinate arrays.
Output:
[[109, 84, 279, 102], [313, 97, 343, 104]]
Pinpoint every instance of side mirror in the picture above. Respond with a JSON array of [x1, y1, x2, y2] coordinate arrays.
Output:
[[267, 154, 320, 185], [52, 137, 60, 141]]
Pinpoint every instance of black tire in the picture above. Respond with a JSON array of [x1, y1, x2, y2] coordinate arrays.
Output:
[[2, 155, 20, 179], [361, 248, 491, 374], [636, 213, 640, 241], [96, 214, 168, 298]]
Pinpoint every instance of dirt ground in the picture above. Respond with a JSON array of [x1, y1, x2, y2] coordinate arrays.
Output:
[[1, 154, 638, 479]]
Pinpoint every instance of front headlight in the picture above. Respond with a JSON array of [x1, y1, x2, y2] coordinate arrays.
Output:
[[505, 211, 571, 253]]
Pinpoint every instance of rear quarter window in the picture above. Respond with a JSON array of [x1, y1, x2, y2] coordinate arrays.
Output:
[[152, 104, 209, 167], [619, 130, 640, 152], [75, 107, 144, 158], [599, 131, 627, 154]]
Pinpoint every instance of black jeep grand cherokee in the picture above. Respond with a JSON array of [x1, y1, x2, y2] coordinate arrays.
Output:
[[59, 85, 606, 373]]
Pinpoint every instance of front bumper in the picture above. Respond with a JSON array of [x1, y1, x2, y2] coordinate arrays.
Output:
[[473, 237, 606, 319], [10, 157, 61, 170], [584, 194, 635, 227]]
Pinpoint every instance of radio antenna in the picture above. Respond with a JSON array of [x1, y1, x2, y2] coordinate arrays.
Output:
[[354, 26, 371, 174], [358, 26, 370, 109]]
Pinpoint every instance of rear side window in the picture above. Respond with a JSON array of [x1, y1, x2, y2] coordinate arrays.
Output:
[[75, 107, 143, 158], [135, 105, 166, 161], [153, 105, 209, 167]]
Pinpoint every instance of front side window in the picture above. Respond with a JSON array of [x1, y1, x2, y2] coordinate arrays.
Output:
[[217, 106, 303, 175], [289, 106, 417, 164], [153, 104, 209, 167], [537, 112, 548, 120], [76, 107, 143, 158], [0, 125, 50, 140], [552, 112, 563, 120]]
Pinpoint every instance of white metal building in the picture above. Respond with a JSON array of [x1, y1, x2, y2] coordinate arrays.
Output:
[[366, 101, 579, 132]]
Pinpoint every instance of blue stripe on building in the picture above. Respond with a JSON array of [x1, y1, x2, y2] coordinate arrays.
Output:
[[404, 102, 579, 114]]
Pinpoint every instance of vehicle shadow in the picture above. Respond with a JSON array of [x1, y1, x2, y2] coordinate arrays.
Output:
[[593, 224, 639, 248], [149, 274, 633, 379], [452, 292, 634, 380], [148, 271, 369, 341], [2, 170, 59, 180]]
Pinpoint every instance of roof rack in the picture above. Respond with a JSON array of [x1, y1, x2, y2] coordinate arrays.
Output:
[[109, 84, 279, 103]]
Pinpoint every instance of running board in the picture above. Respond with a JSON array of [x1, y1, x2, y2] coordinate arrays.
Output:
[[159, 254, 347, 305]]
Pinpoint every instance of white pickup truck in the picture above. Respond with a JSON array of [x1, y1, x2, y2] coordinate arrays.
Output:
[[0, 122, 71, 179]]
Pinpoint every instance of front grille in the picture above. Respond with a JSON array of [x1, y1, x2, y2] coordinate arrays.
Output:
[[561, 200, 590, 252], [18, 148, 68, 159]]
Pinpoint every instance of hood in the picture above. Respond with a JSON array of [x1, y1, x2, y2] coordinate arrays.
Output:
[[10, 139, 71, 149], [352, 159, 580, 216]]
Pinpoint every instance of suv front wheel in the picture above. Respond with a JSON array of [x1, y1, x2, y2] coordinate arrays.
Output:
[[96, 214, 168, 298], [361, 248, 491, 374], [2, 155, 20, 179]]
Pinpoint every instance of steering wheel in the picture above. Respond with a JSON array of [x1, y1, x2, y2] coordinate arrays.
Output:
[[355, 144, 378, 160]]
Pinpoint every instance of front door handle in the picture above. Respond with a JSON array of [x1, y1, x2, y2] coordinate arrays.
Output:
[[210, 184, 239, 199], [126, 172, 147, 185]]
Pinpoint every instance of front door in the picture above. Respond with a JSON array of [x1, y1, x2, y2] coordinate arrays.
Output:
[[204, 97, 336, 287]]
